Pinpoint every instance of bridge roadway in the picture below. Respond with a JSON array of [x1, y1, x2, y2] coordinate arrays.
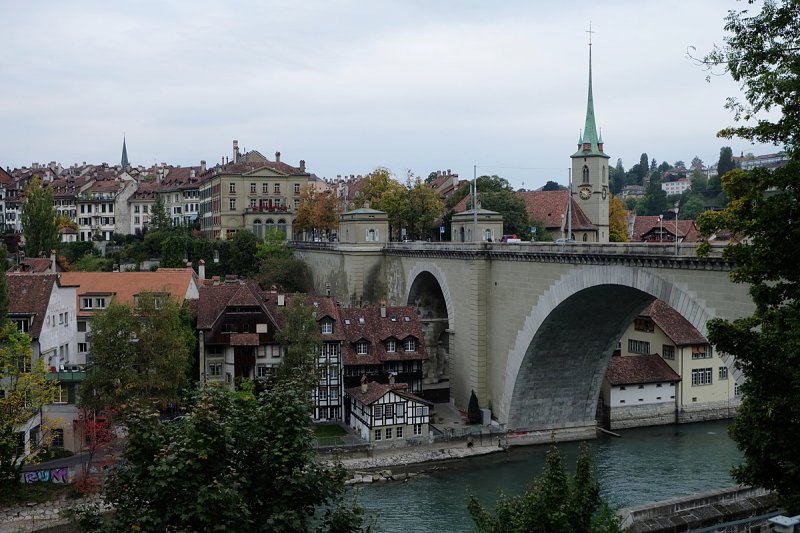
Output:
[[293, 240, 753, 442]]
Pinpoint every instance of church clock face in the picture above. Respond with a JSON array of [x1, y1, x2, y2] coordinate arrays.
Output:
[[579, 186, 591, 200]]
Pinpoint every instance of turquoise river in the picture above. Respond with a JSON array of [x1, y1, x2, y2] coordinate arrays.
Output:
[[353, 420, 741, 532]]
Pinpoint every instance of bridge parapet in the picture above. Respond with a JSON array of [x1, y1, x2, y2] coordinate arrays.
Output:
[[290, 240, 733, 271]]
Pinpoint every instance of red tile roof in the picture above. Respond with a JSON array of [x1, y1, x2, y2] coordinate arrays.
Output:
[[605, 354, 681, 386], [640, 300, 708, 346], [345, 381, 429, 406], [338, 306, 428, 366], [516, 190, 596, 230], [7, 274, 58, 339], [631, 216, 701, 242]]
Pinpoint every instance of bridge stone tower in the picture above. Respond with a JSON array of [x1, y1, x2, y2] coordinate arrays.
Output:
[[571, 34, 610, 243]]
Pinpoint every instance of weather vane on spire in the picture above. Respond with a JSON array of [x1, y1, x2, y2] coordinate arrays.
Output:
[[586, 21, 595, 46]]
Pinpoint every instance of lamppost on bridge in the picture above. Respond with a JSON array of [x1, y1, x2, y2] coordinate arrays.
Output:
[[674, 205, 680, 255], [658, 215, 663, 243]]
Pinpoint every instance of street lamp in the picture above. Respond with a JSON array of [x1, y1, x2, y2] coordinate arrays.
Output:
[[674, 205, 680, 255], [658, 215, 663, 243]]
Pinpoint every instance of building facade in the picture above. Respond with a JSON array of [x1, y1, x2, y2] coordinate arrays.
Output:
[[345, 378, 431, 444]]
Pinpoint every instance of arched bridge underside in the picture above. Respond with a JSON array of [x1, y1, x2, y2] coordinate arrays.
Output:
[[294, 243, 754, 436]]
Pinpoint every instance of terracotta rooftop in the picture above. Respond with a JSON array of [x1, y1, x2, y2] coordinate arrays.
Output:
[[605, 354, 681, 386], [515, 190, 596, 231], [7, 274, 59, 339], [8, 258, 52, 273], [345, 380, 429, 407], [631, 215, 701, 243], [59, 268, 197, 317], [640, 300, 709, 346], [337, 306, 428, 366]]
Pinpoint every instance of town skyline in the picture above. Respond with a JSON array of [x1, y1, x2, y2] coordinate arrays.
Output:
[[1, 1, 779, 190]]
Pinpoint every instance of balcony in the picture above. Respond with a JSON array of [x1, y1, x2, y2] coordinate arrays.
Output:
[[245, 205, 290, 214]]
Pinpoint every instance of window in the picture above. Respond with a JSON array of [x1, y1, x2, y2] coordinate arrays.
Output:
[[356, 341, 369, 355], [662, 345, 675, 360], [395, 403, 404, 417], [386, 339, 396, 353], [51, 428, 64, 448], [257, 364, 269, 378], [413, 424, 422, 436], [78, 343, 87, 353], [373, 405, 383, 418], [330, 388, 338, 401], [692, 346, 711, 359], [229, 183, 236, 193], [250, 199, 257, 208], [634, 318, 654, 332], [691, 367, 713, 386], [208, 361, 223, 377], [250, 183, 256, 193], [367, 228, 377, 241], [14, 319, 29, 332], [404, 338, 416, 352], [719, 366, 728, 380], [385, 427, 392, 439], [374, 429, 381, 441], [318, 387, 327, 400], [735, 383, 742, 397], [322, 342, 339, 359], [81, 298, 93, 309], [229, 199, 236, 211], [321, 321, 333, 335], [262, 183, 269, 194], [134, 205, 140, 213], [582, 165, 589, 183], [628, 339, 650, 354], [53, 384, 68, 404], [95, 298, 106, 309], [294, 183, 301, 193], [274, 183, 280, 194]]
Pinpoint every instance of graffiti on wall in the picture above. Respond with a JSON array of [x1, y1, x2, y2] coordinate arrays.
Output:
[[21, 467, 69, 484]]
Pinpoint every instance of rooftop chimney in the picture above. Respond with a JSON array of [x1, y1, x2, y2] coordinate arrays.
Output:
[[275, 151, 281, 163], [388, 373, 395, 385], [360, 375, 368, 394], [233, 140, 240, 163], [186, 261, 192, 269], [277, 294, 286, 307], [380, 303, 386, 318], [299, 159, 305, 172], [198, 259, 205, 280], [50, 249, 57, 273], [200, 160, 207, 173]]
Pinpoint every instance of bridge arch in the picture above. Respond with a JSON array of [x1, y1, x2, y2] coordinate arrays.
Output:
[[405, 262, 456, 387], [501, 266, 716, 432]]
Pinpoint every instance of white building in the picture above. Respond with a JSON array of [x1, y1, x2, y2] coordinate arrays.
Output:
[[661, 178, 691, 196], [345, 378, 431, 444]]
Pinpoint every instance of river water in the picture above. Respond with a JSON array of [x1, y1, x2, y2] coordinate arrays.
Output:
[[353, 420, 741, 533]]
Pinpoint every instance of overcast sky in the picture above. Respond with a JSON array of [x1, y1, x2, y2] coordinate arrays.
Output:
[[0, 1, 776, 190]]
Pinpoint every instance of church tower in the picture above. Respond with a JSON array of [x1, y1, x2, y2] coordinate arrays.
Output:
[[121, 135, 129, 168], [570, 29, 609, 243]]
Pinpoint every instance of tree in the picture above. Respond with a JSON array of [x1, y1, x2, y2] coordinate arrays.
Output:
[[93, 384, 369, 533], [479, 191, 531, 238], [160, 235, 193, 268], [295, 187, 340, 239], [468, 444, 620, 532], [694, 0, 800, 514], [679, 195, 706, 220], [406, 175, 444, 240], [467, 390, 481, 424], [542, 180, 564, 192], [80, 295, 191, 414], [0, 245, 8, 320], [0, 322, 58, 492], [717, 146, 736, 180], [641, 180, 668, 216], [275, 295, 322, 395], [608, 196, 629, 242], [148, 195, 171, 231], [228, 229, 259, 278], [21, 176, 59, 259], [256, 228, 294, 261], [353, 168, 409, 239]]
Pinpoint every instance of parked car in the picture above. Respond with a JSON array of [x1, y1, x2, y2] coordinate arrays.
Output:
[[555, 238, 576, 244]]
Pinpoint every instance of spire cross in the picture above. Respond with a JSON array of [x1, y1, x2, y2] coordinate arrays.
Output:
[[586, 22, 595, 46]]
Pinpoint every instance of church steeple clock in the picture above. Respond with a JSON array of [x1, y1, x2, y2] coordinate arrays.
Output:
[[570, 25, 610, 243]]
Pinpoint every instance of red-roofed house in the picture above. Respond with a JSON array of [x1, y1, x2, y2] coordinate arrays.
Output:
[[618, 299, 739, 423], [346, 377, 431, 443], [629, 215, 701, 243], [600, 354, 681, 429], [516, 190, 598, 242]]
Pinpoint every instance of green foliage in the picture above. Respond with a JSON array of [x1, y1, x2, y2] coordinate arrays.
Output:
[[467, 390, 481, 424], [478, 190, 531, 238], [276, 295, 322, 394], [21, 176, 59, 259], [229, 229, 259, 278], [0, 322, 57, 492], [541, 180, 565, 192], [608, 196, 629, 243], [468, 444, 620, 533], [406, 175, 444, 240], [641, 180, 668, 216], [80, 295, 191, 414], [95, 384, 367, 533], [58, 241, 97, 266], [148, 195, 171, 231], [160, 235, 193, 268], [70, 254, 113, 272], [258, 256, 314, 293], [695, 0, 800, 513], [0, 245, 8, 321], [256, 228, 294, 260], [716, 146, 736, 181]]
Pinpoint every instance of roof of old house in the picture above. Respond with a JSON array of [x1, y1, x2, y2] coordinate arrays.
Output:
[[261, 292, 344, 340], [516, 190, 596, 230], [8, 258, 53, 273], [631, 215, 701, 242], [605, 354, 681, 386], [7, 274, 59, 339], [59, 268, 196, 317], [640, 299, 708, 346], [338, 306, 428, 366], [345, 380, 430, 406], [196, 281, 268, 330]]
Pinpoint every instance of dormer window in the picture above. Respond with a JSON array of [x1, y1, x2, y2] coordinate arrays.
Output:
[[321, 320, 333, 335], [358, 317, 365, 325], [356, 341, 369, 355], [404, 338, 417, 352], [386, 339, 396, 353]]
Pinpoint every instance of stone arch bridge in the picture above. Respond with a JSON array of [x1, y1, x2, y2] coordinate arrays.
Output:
[[293, 241, 753, 442]]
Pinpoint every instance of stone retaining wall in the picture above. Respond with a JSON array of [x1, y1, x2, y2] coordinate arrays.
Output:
[[609, 403, 677, 430], [0, 495, 108, 532], [678, 400, 739, 423]]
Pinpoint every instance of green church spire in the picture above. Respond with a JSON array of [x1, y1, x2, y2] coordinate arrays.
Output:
[[121, 135, 129, 168], [573, 25, 606, 157]]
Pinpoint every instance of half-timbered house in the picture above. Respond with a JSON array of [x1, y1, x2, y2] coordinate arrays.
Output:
[[345, 377, 431, 443]]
